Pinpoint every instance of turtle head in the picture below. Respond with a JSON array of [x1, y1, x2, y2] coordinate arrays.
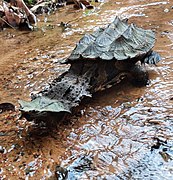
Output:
[[19, 96, 71, 125]]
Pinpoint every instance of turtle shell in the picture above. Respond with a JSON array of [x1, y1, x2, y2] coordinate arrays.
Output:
[[67, 16, 155, 61]]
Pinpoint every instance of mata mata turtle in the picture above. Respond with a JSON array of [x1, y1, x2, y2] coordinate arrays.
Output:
[[19, 16, 161, 124]]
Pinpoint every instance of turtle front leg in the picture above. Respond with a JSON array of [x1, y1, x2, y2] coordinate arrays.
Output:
[[128, 64, 149, 87]]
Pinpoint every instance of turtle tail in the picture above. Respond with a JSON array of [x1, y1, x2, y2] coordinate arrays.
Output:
[[144, 51, 161, 65]]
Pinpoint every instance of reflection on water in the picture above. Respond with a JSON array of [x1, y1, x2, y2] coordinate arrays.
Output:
[[0, 0, 173, 179], [58, 0, 173, 179]]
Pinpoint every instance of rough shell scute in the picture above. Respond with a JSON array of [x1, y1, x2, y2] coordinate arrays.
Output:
[[68, 16, 156, 61]]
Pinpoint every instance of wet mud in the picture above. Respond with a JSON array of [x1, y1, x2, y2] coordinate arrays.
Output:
[[0, 0, 173, 179]]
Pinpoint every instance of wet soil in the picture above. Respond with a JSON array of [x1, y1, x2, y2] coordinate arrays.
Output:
[[0, 0, 173, 179]]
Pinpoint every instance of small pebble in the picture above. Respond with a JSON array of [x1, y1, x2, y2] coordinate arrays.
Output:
[[0, 146, 5, 153], [164, 8, 169, 13], [148, 119, 164, 125]]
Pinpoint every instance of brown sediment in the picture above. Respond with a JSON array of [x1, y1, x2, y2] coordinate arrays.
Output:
[[0, 0, 173, 179]]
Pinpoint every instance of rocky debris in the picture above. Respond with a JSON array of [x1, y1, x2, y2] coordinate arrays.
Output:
[[0, 146, 5, 153], [0, 102, 15, 113], [151, 137, 173, 162], [70, 0, 94, 10], [30, 0, 66, 14], [0, 0, 37, 30], [55, 154, 95, 179], [31, 0, 95, 15], [0, 0, 101, 30], [55, 165, 68, 179]]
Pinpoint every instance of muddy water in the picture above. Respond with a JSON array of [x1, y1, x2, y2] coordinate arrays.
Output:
[[0, 0, 173, 179]]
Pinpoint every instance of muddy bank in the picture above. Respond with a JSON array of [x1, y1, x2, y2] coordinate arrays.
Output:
[[0, 0, 173, 179]]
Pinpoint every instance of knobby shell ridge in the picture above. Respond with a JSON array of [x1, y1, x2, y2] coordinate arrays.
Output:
[[68, 16, 155, 61]]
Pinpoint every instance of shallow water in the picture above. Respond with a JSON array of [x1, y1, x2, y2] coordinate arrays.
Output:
[[0, 0, 173, 179]]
